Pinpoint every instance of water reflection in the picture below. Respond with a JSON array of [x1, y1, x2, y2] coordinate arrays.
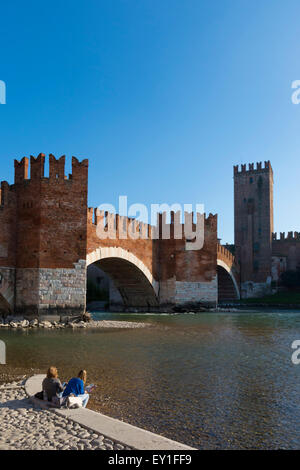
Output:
[[1, 310, 300, 449]]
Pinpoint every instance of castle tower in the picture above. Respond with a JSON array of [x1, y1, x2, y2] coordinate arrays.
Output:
[[13, 154, 89, 316], [234, 161, 274, 298]]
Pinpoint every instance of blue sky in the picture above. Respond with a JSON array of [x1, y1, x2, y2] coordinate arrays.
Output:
[[0, 0, 300, 243]]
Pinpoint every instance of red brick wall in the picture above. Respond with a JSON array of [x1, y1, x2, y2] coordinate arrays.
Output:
[[87, 211, 218, 284], [0, 181, 17, 267], [272, 232, 300, 272], [14, 154, 88, 269], [87, 211, 155, 275], [234, 162, 273, 286], [157, 213, 217, 283]]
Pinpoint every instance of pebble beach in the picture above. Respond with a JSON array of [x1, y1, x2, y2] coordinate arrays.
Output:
[[0, 317, 150, 330], [0, 380, 131, 451]]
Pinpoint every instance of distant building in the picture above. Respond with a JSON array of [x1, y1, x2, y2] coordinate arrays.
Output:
[[233, 161, 300, 298]]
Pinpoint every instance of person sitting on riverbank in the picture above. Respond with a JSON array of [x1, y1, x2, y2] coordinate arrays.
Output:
[[62, 370, 89, 408], [42, 367, 64, 402]]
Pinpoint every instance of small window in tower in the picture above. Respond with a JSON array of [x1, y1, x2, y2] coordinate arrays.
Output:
[[250, 177, 253, 184]]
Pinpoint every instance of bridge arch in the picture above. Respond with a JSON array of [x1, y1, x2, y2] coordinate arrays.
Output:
[[217, 259, 240, 301], [86, 247, 159, 310]]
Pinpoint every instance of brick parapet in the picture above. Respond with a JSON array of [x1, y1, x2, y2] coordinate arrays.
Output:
[[272, 232, 300, 241], [233, 161, 273, 176]]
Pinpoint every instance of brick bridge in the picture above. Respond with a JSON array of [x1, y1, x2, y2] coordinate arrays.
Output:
[[0, 155, 239, 317]]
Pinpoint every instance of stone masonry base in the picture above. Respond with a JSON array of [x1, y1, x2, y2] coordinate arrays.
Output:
[[241, 281, 272, 299], [14, 261, 87, 317]]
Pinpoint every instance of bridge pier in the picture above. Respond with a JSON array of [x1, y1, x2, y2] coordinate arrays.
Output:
[[0, 264, 87, 318], [13, 261, 87, 317], [159, 278, 218, 311]]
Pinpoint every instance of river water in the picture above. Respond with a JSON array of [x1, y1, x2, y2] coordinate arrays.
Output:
[[1, 310, 300, 449]]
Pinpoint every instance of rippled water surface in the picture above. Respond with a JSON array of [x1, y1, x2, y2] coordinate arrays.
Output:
[[1, 310, 300, 449]]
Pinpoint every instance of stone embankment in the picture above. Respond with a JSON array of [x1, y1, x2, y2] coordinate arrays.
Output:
[[0, 317, 150, 330], [0, 380, 131, 450]]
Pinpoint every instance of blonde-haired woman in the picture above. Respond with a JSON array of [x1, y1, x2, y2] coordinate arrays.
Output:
[[62, 369, 89, 408], [42, 366, 64, 402]]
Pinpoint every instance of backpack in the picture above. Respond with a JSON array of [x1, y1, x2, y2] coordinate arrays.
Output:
[[66, 396, 83, 409]]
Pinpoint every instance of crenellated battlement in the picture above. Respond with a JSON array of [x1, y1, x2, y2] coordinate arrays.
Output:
[[234, 160, 272, 175], [30, 153, 45, 180], [217, 243, 235, 263], [272, 231, 300, 241], [88, 208, 157, 239], [12, 154, 89, 184], [88, 208, 216, 241], [49, 154, 66, 180], [71, 156, 89, 181], [14, 157, 29, 183]]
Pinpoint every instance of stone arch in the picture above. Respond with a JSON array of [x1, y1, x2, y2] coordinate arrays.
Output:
[[217, 259, 240, 301], [86, 247, 159, 310]]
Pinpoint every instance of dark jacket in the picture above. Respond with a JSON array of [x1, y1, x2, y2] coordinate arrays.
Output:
[[42, 377, 64, 401]]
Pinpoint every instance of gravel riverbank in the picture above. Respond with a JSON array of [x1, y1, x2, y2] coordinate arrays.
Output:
[[0, 380, 132, 450], [0, 318, 150, 330]]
